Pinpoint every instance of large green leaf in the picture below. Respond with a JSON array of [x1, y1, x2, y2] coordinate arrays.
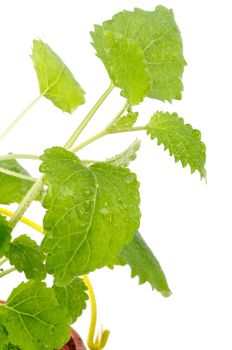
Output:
[[110, 232, 171, 297], [0, 281, 71, 350], [0, 160, 34, 205], [0, 215, 11, 258], [6, 235, 46, 280], [53, 277, 88, 323], [32, 40, 85, 113], [106, 139, 141, 168], [40, 147, 140, 285], [146, 111, 206, 178], [91, 5, 186, 104]]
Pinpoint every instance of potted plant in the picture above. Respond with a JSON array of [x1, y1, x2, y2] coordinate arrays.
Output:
[[0, 5, 206, 350]]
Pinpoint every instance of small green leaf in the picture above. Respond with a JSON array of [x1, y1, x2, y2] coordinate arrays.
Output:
[[0, 281, 71, 350], [0, 215, 11, 258], [106, 139, 141, 167], [53, 277, 88, 323], [110, 232, 171, 297], [40, 147, 140, 285], [32, 40, 85, 113], [0, 160, 34, 205], [109, 111, 138, 131], [91, 5, 186, 103], [6, 235, 46, 280], [146, 111, 206, 178]]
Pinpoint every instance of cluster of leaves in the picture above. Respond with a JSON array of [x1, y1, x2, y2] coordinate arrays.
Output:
[[0, 5, 206, 350]]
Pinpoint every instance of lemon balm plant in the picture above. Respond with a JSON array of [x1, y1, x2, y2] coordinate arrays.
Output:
[[0, 5, 206, 350]]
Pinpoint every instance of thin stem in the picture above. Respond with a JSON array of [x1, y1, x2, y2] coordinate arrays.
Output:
[[0, 66, 65, 144], [64, 82, 114, 149], [0, 166, 37, 182], [0, 154, 40, 161], [110, 126, 146, 133], [0, 207, 43, 234], [0, 267, 16, 278], [0, 94, 42, 143], [105, 102, 128, 130], [71, 130, 108, 153], [8, 177, 43, 229], [71, 125, 145, 154], [0, 257, 8, 267]]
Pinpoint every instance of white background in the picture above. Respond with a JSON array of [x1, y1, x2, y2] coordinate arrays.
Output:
[[0, 0, 231, 349]]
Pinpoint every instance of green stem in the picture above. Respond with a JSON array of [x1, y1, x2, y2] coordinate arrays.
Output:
[[0, 95, 42, 143], [9, 177, 43, 229], [64, 82, 115, 149], [0, 257, 8, 267], [0, 166, 37, 182], [0, 267, 16, 278], [0, 66, 66, 144], [71, 130, 108, 153], [71, 125, 145, 153], [110, 126, 146, 133], [0, 154, 40, 161], [105, 102, 128, 130]]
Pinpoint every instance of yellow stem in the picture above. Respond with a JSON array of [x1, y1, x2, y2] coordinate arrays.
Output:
[[0, 207, 110, 349], [0, 207, 43, 233], [83, 275, 98, 349]]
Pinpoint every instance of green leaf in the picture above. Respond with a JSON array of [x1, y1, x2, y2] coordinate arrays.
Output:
[[0, 281, 71, 350], [0, 322, 20, 350], [40, 147, 140, 285], [53, 277, 88, 323], [0, 215, 11, 258], [0, 320, 8, 350], [91, 5, 186, 103], [109, 111, 138, 131], [146, 111, 206, 178], [0, 160, 34, 205], [32, 40, 85, 113], [6, 235, 46, 280], [106, 139, 141, 167], [112, 232, 171, 297], [91, 29, 150, 105]]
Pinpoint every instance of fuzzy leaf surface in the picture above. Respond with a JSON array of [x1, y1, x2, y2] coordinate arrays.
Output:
[[32, 40, 85, 113], [40, 147, 140, 285], [0, 215, 11, 258], [0, 281, 71, 350], [111, 232, 171, 296], [146, 111, 206, 178], [106, 139, 141, 167], [0, 160, 34, 205], [91, 5, 186, 103], [6, 235, 46, 280], [53, 277, 88, 323]]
